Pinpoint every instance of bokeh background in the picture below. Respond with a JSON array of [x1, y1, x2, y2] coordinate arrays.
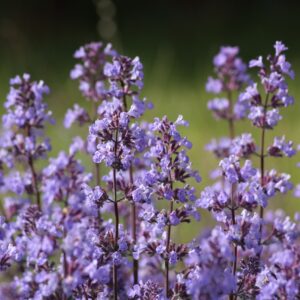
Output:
[[1, 0, 300, 239]]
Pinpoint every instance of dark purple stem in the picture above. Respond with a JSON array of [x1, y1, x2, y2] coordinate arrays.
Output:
[[26, 125, 41, 210], [227, 91, 237, 300], [122, 85, 139, 284], [259, 93, 270, 246], [165, 175, 174, 298], [112, 123, 120, 300]]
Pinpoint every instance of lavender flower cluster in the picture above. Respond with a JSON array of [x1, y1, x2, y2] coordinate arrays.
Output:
[[0, 40, 299, 300]]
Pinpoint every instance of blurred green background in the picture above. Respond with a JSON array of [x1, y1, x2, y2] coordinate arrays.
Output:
[[0, 0, 300, 239]]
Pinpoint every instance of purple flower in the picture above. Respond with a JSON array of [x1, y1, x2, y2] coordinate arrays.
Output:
[[104, 55, 144, 96], [231, 133, 256, 158], [206, 46, 251, 132], [206, 77, 223, 93], [239, 83, 260, 104], [182, 228, 236, 299], [90, 108, 143, 170], [169, 251, 177, 265], [274, 41, 288, 56], [70, 42, 117, 101], [64, 104, 90, 128], [207, 98, 230, 119], [249, 56, 264, 68], [248, 107, 282, 129], [0, 242, 17, 271], [268, 136, 296, 157], [169, 211, 180, 226], [219, 155, 256, 184], [205, 137, 232, 158], [4, 74, 52, 129], [208, 46, 250, 93]]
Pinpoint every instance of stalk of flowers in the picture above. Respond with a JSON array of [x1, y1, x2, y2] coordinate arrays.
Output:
[[44, 52, 120, 298], [64, 44, 151, 297], [239, 41, 296, 246], [126, 115, 201, 298], [87, 81, 151, 298], [65, 42, 118, 188], [205, 46, 254, 296], [206, 45, 250, 142], [102, 52, 153, 286], [70, 42, 117, 104], [67, 43, 151, 288], [1, 74, 53, 211], [239, 42, 297, 298], [195, 156, 260, 298]]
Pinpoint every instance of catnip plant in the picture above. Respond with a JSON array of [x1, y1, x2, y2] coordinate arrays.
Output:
[[0, 40, 299, 300]]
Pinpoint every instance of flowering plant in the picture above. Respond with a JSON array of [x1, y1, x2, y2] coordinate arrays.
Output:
[[0, 41, 299, 300]]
